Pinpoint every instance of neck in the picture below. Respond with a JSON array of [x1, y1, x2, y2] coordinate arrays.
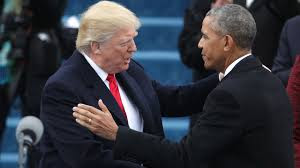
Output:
[[221, 49, 250, 73]]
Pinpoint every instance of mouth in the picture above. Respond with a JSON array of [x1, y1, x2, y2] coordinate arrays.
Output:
[[124, 58, 131, 64]]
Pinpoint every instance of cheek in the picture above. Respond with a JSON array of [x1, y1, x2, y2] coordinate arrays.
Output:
[[202, 41, 212, 52]]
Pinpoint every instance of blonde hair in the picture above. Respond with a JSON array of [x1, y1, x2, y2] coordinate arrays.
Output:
[[76, 1, 141, 52]]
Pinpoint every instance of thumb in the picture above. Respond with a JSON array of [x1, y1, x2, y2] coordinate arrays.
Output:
[[98, 99, 109, 113]]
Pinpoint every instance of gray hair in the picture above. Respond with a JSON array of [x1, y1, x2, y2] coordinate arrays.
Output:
[[76, 1, 141, 53], [206, 4, 256, 50]]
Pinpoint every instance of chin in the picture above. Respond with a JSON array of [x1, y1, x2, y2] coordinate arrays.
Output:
[[122, 64, 130, 71], [204, 64, 210, 70]]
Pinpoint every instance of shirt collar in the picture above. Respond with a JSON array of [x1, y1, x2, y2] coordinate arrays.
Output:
[[80, 51, 108, 82], [246, 0, 255, 8], [219, 53, 251, 81]]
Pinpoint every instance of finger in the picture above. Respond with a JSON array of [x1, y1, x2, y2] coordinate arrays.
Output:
[[72, 106, 95, 120], [73, 111, 91, 124], [98, 99, 109, 114], [77, 103, 102, 115], [75, 118, 94, 130]]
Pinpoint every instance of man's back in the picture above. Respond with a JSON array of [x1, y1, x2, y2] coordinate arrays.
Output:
[[203, 56, 293, 168]]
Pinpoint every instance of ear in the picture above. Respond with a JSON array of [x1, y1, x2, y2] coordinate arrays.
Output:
[[223, 35, 234, 51], [90, 41, 102, 54]]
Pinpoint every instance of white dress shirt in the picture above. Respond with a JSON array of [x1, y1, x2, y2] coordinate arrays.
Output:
[[219, 53, 251, 81], [81, 51, 144, 132], [218, 53, 271, 81], [246, 0, 255, 8]]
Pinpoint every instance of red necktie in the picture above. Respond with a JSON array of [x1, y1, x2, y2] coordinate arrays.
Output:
[[107, 74, 127, 120]]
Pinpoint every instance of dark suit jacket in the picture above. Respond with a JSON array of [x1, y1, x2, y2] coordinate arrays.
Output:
[[272, 15, 300, 87], [39, 50, 165, 168], [235, 0, 298, 68], [114, 56, 294, 168]]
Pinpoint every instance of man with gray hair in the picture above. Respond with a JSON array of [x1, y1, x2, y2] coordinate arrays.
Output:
[[73, 4, 294, 168]]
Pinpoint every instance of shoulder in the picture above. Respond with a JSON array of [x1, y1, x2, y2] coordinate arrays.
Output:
[[286, 15, 300, 25], [218, 68, 286, 99], [45, 58, 81, 92], [283, 16, 300, 32], [45, 69, 74, 93]]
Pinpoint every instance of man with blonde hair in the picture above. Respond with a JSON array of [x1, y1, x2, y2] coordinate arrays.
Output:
[[40, 1, 163, 167]]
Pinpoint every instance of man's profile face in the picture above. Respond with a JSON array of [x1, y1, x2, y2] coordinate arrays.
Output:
[[198, 16, 226, 72], [97, 27, 138, 74]]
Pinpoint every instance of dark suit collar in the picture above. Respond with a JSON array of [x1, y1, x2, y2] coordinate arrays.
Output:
[[71, 51, 153, 128], [117, 71, 155, 133], [70, 50, 129, 126], [221, 55, 262, 81]]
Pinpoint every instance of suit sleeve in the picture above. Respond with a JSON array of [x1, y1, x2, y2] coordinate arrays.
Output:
[[113, 89, 243, 168], [152, 74, 218, 117], [272, 20, 292, 87], [40, 81, 143, 168]]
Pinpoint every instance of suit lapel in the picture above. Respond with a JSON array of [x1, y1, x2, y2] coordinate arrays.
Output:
[[117, 71, 154, 132], [75, 51, 128, 126], [89, 79, 129, 126]]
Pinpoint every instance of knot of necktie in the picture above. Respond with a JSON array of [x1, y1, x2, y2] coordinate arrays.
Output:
[[106, 74, 116, 83]]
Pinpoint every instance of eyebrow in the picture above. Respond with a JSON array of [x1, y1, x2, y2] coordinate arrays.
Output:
[[119, 31, 138, 43], [120, 39, 132, 44]]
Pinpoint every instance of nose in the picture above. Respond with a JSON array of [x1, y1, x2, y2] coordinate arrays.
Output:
[[198, 36, 203, 49], [128, 40, 137, 52]]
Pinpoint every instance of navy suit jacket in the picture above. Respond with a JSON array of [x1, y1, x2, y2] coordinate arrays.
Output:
[[272, 15, 300, 86], [114, 56, 294, 168], [39, 50, 164, 168]]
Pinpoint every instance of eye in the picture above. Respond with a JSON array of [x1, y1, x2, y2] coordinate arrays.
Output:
[[202, 34, 209, 40]]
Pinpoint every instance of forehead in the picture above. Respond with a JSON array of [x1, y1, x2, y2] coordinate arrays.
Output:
[[112, 27, 137, 40], [201, 16, 222, 37], [202, 16, 214, 31]]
